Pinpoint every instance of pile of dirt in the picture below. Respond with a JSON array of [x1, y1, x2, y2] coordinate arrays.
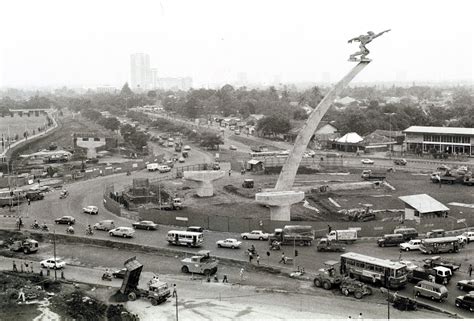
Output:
[[223, 184, 255, 199]]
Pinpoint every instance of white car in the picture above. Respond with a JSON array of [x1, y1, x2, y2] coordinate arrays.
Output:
[[158, 165, 171, 173], [457, 234, 468, 245], [361, 159, 374, 165], [40, 258, 66, 269], [83, 206, 99, 215], [229, 145, 237, 151], [216, 238, 242, 249], [241, 230, 269, 241], [109, 227, 135, 238], [462, 231, 474, 243], [183, 145, 191, 151], [399, 239, 422, 251]]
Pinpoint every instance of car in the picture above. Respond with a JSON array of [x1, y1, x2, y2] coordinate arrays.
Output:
[[216, 238, 242, 249], [178, 157, 185, 163], [462, 231, 474, 243], [183, 145, 191, 151], [187, 226, 204, 233], [83, 205, 99, 215], [455, 292, 474, 312], [112, 268, 127, 279], [158, 165, 171, 173], [241, 230, 269, 241], [457, 280, 474, 292], [40, 258, 66, 269], [393, 158, 407, 166], [93, 220, 115, 231], [361, 159, 374, 165], [109, 227, 135, 238], [54, 216, 75, 225], [399, 239, 422, 251], [229, 145, 237, 151], [211, 163, 221, 170], [457, 234, 468, 245], [400, 260, 418, 271], [132, 220, 158, 230]]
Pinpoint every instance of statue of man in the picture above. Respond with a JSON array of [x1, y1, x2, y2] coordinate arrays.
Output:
[[348, 29, 391, 61]]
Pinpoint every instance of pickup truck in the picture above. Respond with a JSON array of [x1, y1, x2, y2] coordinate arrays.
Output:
[[181, 250, 218, 276], [361, 170, 386, 181], [423, 256, 461, 273]]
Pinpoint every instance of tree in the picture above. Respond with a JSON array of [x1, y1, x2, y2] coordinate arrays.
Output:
[[147, 90, 157, 98], [293, 108, 309, 120], [99, 117, 120, 131], [129, 131, 149, 149], [199, 132, 223, 150], [257, 115, 291, 136], [120, 83, 133, 96]]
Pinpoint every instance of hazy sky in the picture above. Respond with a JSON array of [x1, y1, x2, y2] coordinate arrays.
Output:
[[1, 0, 473, 88]]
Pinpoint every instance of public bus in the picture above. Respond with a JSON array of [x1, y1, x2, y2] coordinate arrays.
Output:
[[167, 230, 203, 247], [249, 151, 289, 159], [419, 236, 460, 255], [340, 252, 408, 289]]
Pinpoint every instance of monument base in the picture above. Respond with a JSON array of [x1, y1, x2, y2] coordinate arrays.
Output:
[[183, 170, 226, 197], [255, 190, 305, 221]]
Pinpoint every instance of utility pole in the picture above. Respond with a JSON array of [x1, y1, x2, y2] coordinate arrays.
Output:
[[175, 290, 178, 321], [53, 230, 57, 280]]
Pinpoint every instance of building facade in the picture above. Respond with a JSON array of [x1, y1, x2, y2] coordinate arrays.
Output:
[[130, 53, 151, 90], [403, 126, 474, 157]]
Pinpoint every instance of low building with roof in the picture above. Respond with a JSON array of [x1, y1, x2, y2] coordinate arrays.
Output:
[[331, 132, 363, 152], [403, 126, 474, 157], [398, 194, 450, 223]]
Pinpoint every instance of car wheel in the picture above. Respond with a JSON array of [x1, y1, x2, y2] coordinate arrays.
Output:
[[323, 281, 331, 290], [203, 269, 211, 276], [128, 292, 137, 301], [342, 288, 350, 296], [416, 292, 420, 297], [459, 285, 464, 291], [93, 226, 97, 230], [431, 296, 435, 301], [243, 236, 248, 240], [231, 246, 235, 249], [381, 244, 385, 247], [354, 291, 363, 299], [55, 221, 59, 224], [151, 298, 158, 306], [181, 266, 189, 273], [470, 307, 474, 312], [109, 232, 113, 236], [218, 244, 222, 248], [23, 248, 28, 254], [405, 248, 410, 252], [259, 237, 263, 241], [455, 302, 460, 307], [41, 264, 45, 268], [123, 234, 127, 238], [147, 227, 151, 230]]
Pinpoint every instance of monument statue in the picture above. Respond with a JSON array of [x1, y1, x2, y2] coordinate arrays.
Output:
[[348, 29, 391, 62]]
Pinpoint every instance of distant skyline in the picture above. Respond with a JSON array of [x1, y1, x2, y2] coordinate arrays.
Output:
[[1, 0, 473, 89]]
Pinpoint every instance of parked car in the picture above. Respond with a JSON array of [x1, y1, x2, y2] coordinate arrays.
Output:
[[400, 239, 422, 252], [361, 159, 374, 165], [393, 158, 407, 166], [158, 165, 171, 173], [112, 268, 127, 279], [414, 280, 448, 301], [455, 292, 474, 312], [241, 230, 269, 240], [109, 227, 135, 238], [40, 258, 66, 269], [461, 231, 474, 243], [229, 145, 237, 151], [457, 279, 474, 292], [216, 238, 242, 249], [132, 220, 158, 230], [93, 220, 115, 231], [178, 157, 185, 163], [54, 216, 75, 225], [83, 205, 99, 215], [377, 234, 404, 247]]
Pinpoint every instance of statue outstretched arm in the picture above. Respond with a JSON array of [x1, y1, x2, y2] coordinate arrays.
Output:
[[375, 29, 391, 38], [347, 37, 359, 43]]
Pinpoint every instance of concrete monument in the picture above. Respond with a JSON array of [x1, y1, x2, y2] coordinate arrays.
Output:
[[184, 170, 226, 197]]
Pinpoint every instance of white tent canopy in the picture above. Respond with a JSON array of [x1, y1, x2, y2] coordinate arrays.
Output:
[[336, 132, 363, 144]]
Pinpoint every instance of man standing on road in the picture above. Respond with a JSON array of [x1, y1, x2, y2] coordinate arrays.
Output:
[[172, 284, 177, 297], [469, 264, 473, 277]]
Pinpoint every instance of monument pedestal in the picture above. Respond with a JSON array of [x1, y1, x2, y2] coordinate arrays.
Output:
[[183, 171, 226, 197], [255, 191, 304, 221]]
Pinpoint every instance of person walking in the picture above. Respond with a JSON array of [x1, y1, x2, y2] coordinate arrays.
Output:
[[222, 274, 228, 283], [279, 253, 286, 264], [249, 252, 253, 263], [17, 288, 25, 302], [228, 169, 232, 177], [469, 264, 473, 277], [13, 260, 18, 272], [24, 261, 29, 273], [172, 284, 177, 297], [358, 312, 364, 321], [256, 255, 260, 265], [239, 268, 244, 283]]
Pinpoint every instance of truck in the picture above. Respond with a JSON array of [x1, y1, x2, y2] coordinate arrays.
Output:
[[269, 225, 314, 246], [157, 198, 183, 210], [9, 239, 39, 254], [462, 175, 474, 186], [327, 229, 358, 244], [316, 238, 345, 252], [147, 163, 159, 171], [120, 256, 171, 306], [174, 144, 182, 152], [361, 170, 386, 181], [423, 256, 461, 273], [408, 266, 452, 285], [180, 250, 218, 276]]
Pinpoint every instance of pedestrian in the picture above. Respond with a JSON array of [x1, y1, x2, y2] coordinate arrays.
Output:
[[469, 264, 473, 277], [24, 261, 29, 273], [239, 268, 244, 282], [30, 261, 34, 273], [328, 225, 332, 233], [256, 255, 260, 265], [228, 169, 232, 176], [358, 312, 364, 321], [279, 252, 286, 264], [17, 288, 25, 302], [13, 260, 17, 272], [249, 252, 253, 263], [172, 284, 177, 297], [20, 262, 24, 273], [222, 274, 228, 283]]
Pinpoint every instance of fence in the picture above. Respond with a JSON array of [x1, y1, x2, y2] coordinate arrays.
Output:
[[138, 207, 474, 237]]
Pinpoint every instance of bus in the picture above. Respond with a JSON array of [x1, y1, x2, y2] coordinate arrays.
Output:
[[340, 252, 408, 289], [167, 230, 203, 247], [419, 236, 460, 255], [249, 151, 289, 159]]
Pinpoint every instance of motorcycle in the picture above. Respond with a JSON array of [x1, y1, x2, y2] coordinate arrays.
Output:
[[269, 241, 281, 251], [102, 273, 112, 281], [41, 225, 49, 232], [59, 190, 69, 199], [66, 227, 75, 234], [126, 171, 131, 176], [85, 229, 94, 236], [31, 224, 41, 230], [246, 248, 257, 256]]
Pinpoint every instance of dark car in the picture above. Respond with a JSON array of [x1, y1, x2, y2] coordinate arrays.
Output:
[[112, 268, 127, 279], [457, 280, 474, 292], [54, 216, 75, 225], [186, 226, 204, 233], [132, 220, 158, 230], [455, 293, 474, 312]]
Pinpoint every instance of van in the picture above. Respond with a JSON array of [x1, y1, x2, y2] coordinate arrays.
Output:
[[414, 280, 448, 301], [147, 163, 159, 171], [427, 229, 445, 238], [93, 220, 115, 231], [394, 227, 419, 241], [377, 234, 404, 247]]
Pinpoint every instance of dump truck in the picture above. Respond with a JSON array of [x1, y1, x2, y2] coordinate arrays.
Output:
[[316, 238, 345, 252], [327, 229, 358, 244], [423, 256, 461, 273], [269, 225, 314, 246], [9, 239, 39, 254], [361, 170, 386, 181], [181, 250, 218, 276], [157, 198, 183, 210], [120, 256, 171, 306]]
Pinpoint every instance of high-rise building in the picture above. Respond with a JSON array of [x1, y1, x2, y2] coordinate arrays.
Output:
[[150, 68, 159, 88], [130, 53, 151, 90]]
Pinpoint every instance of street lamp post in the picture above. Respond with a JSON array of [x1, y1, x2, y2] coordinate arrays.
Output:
[[384, 113, 396, 159]]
